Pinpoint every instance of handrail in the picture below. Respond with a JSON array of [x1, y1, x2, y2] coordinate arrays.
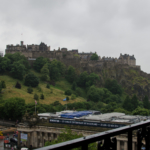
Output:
[[34, 120, 150, 150]]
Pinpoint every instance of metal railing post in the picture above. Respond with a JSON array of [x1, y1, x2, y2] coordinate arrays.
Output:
[[128, 130, 132, 150], [82, 143, 88, 150]]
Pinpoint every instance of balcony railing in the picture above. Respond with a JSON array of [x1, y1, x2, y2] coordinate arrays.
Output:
[[34, 120, 150, 150]]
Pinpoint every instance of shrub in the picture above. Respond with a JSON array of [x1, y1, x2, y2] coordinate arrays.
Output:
[[37, 86, 42, 92], [27, 86, 33, 94], [46, 84, 50, 89], [65, 89, 72, 96], [71, 94, 76, 100], [66, 96, 69, 101], [15, 82, 21, 89], [24, 73, 39, 87], [40, 93, 44, 99], [1, 81, 6, 88], [34, 93, 39, 100]]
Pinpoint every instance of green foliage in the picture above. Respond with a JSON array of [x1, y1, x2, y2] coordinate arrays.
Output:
[[15, 81, 21, 89], [44, 127, 97, 150], [122, 96, 133, 112], [131, 94, 138, 110], [48, 60, 66, 81], [105, 79, 123, 96], [41, 63, 50, 81], [33, 57, 48, 72], [24, 73, 39, 87], [132, 107, 149, 116], [77, 71, 88, 87], [1, 81, 6, 88], [40, 93, 44, 99], [46, 84, 50, 89], [72, 81, 77, 91], [143, 95, 150, 109], [34, 93, 39, 100], [87, 86, 102, 102], [66, 66, 76, 83], [66, 96, 69, 101], [114, 108, 130, 114], [10, 62, 26, 80], [27, 86, 33, 94], [0, 103, 4, 119], [0, 57, 11, 73], [3, 97, 26, 120], [101, 102, 118, 113], [65, 89, 72, 96], [90, 53, 99, 60], [87, 86, 119, 104], [37, 86, 42, 92], [5, 52, 30, 69], [86, 73, 99, 88], [0, 53, 30, 80], [71, 94, 76, 100]]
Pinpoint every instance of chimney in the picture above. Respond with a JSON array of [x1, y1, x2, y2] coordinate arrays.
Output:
[[20, 41, 23, 46]]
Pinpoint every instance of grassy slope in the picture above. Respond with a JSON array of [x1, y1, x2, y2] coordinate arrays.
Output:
[[0, 71, 86, 104]]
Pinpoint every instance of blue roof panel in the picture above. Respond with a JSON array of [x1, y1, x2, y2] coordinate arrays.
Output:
[[60, 111, 92, 119]]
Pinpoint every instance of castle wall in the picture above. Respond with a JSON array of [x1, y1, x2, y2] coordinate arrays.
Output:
[[5, 42, 140, 72]]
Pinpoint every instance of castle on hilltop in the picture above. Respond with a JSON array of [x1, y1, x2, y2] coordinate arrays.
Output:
[[5, 41, 140, 70]]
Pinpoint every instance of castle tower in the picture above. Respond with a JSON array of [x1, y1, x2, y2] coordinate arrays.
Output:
[[20, 41, 24, 46]]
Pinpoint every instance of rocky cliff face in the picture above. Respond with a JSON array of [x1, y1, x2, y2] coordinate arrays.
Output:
[[91, 64, 150, 101]]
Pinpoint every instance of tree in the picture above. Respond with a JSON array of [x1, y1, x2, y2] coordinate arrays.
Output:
[[34, 93, 39, 100], [46, 84, 50, 89], [4, 98, 26, 120], [33, 57, 48, 72], [122, 96, 133, 112], [143, 95, 150, 109], [72, 81, 77, 91], [24, 73, 39, 87], [40, 93, 44, 99], [90, 53, 99, 60], [44, 127, 97, 150], [105, 79, 123, 96], [0, 57, 11, 73], [66, 66, 76, 83], [27, 86, 33, 94], [5, 52, 30, 69], [71, 94, 76, 100], [1, 81, 6, 88], [87, 86, 105, 102], [77, 71, 88, 87], [48, 60, 66, 81], [65, 89, 72, 96], [15, 81, 21, 89], [66, 96, 69, 101], [10, 62, 26, 80], [132, 107, 149, 116], [131, 94, 139, 110], [41, 63, 50, 81], [86, 73, 99, 88]]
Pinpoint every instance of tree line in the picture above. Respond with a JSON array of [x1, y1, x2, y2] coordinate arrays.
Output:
[[0, 53, 150, 118]]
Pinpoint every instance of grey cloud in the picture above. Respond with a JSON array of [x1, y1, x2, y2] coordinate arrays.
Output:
[[0, 0, 150, 72]]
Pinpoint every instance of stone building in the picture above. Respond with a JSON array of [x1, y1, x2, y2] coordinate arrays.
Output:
[[0, 51, 3, 57], [118, 53, 136, 66], [5, 41, 139, 69]]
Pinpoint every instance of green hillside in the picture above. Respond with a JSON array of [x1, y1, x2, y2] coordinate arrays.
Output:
[[0, 73, 86, 104]]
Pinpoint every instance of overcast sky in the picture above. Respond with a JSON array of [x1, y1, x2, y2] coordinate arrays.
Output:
[[0, 0, 150, 73]]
